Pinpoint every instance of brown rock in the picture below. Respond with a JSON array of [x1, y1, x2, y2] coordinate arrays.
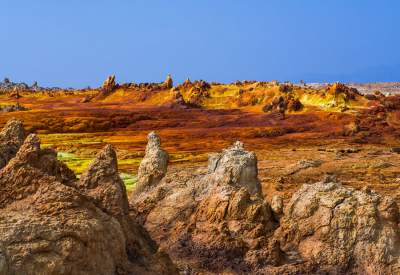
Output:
[[0, 119, 25, 169], [0, 121, 178, 275], [102, 75, 116, 91], [131, 132, 169, 197], [271, 195, 283, 217], [130, 141, 278, 273], [263, 95, 303, 113], [164, 74, 173, 89], [275, 181, 400, 274], [78, 144, 129, 216]]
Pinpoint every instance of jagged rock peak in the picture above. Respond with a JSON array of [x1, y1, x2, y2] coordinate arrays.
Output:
[[208, 141, 261, 196], [79, 144, 129, 216], [229, 140, 244, 151], [80, 144, 118, 188], [0, 119, 26, 169], [102, 75, 116, 90], [0, 119, 25, 144], [146, 131, 163, 153], [6, 133, 41, 167], [164, 74, 173, 89], [17, 133, 40, 154], [131, 132, 169, 197], [6, 133, 77, 185]]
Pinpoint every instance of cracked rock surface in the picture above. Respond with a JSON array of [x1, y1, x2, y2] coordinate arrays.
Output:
[[274, 181, 400, 274]]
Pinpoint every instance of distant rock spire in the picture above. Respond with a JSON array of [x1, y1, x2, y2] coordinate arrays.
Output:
[[164, 74, 173, 89]]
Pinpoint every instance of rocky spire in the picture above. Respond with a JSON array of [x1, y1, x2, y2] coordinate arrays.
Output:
[[0, 119, 25, 169], [0, 119, 25, 146], [164, 74, 173, 89], [132, 132, 169, 197], [78, 144, 129, 216], [102, 75, 116, 91]]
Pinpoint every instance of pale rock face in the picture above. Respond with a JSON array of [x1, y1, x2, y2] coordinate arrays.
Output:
[[0, 119, 25, 169], [132, 132, 169, 196], [271, 195, 283, 217], [275, 181, 400, 274], [208, 141, 261, 196]]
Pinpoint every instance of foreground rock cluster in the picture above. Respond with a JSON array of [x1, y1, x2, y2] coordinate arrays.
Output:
[[1, 118, 400, 274], [0, 120, 177, 275], [131, 132, 400, 274]]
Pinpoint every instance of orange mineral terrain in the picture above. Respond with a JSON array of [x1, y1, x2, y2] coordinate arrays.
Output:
[[1, 75, 400, 274]]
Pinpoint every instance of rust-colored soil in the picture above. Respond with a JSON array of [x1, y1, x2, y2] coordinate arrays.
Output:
[[1, 81, 399, 203]]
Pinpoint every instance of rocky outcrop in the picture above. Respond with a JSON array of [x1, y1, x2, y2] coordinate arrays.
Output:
[[131, 136, 400, 274], [77, 144, 129, 216], [0, 119, 25, 169], [262, 95, 303, 113], [0, 78, 50, 93], [207, 141, 261, 196], [0, 120, 177, 275], [131, 132, 169, 197], [270, 195, 283, 218], [102, 75, 117, 92], [86, 75, 119, 102], [164, 74, 173, 89], [0, 103, 28, 113], [130, 141, 278, 273], [165, 89, 191, 109], [274, 181, 400, 274]]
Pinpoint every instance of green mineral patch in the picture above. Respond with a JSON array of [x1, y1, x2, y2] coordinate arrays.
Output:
[[57, 152, 92, 175], [120, 173, 137, 192]]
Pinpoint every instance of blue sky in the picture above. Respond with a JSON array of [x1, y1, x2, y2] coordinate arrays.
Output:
[[1, 0, 399, 87]]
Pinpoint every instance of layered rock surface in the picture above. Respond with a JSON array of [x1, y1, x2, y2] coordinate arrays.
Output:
[[0, 120, 177, 275]]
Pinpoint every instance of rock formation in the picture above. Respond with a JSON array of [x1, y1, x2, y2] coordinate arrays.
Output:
[[274, 181, 400, 274], [130, 140, 278, 273], [102, 75, 117, 92], [85, 75, 119, 102], [77, 144, 129, 216], [0, 120, 177, 275], [262, 95, 303, 113], [165, 89, 191, 109], [130, 136, 400, 274], [0, 119, 25, 169], [2, 115, 400, 274], [207, 141, 261, 196], [131, 132, 169, 197], [270, 195, 283, 218], [164, 74, 173, 89]]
